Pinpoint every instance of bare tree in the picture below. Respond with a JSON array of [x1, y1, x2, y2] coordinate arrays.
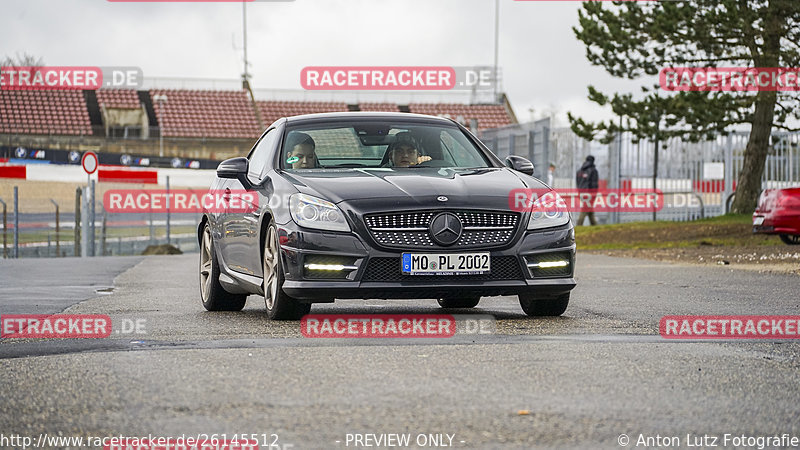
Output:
[[1, 52, 45, 67]]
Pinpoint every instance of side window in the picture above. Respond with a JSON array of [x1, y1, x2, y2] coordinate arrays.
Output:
[[247, 128, 278, 183], [440, 130, 481, 167]]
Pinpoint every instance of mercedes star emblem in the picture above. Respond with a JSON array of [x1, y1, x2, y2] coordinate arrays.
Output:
[[429, 212, 463, 246]]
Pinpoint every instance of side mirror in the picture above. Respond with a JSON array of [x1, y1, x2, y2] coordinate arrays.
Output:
[[217, 157, 248, 179], [506, 156, 534, 176]]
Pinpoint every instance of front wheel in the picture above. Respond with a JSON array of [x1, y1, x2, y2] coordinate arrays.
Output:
[[437, 297, 480, 309], [199, 223, 247, 311], [518, 293, 569, 317], [779, 234, 800, 245], [263, 221, 312, 320]]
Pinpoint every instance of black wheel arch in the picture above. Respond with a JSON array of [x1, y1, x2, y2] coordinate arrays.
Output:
[[197, 215, 209, 245], [258, 210, 275, 266]]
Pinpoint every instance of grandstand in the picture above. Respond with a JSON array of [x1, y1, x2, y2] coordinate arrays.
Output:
[[150, 89, 261, 139], [0, 87, 517, 165], [409, 103, 512, 129], [95, 89, 141, 109], [258, 100, 349, 125], [357, 102, 400, 112], [0, 90, 92, 136]]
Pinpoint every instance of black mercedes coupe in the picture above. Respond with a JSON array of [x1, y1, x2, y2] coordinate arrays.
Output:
[[198, 112, 576, 319]]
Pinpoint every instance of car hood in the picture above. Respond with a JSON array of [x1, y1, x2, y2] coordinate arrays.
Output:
[[282, 167, 544, 209]]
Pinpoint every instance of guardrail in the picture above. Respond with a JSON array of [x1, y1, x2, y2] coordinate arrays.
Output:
[[0, 183, 201, 259]]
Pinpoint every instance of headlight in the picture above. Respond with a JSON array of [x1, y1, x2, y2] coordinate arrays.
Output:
[[289, 193, 350, 232], [527, 191, 570, 230]]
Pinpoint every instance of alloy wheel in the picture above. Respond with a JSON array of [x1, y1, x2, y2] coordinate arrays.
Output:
[[199, 226, 213, 301], [263, 226, 279, 309]]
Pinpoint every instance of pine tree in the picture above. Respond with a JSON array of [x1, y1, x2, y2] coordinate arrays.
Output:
[[569, 0, 800, 214]]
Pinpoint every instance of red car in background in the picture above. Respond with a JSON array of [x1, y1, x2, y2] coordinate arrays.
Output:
[[753, 187, 800, 245]]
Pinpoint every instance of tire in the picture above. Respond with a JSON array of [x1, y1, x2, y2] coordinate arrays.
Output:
[[437, 297, 481, 309], [263, 221, 312, 320], [518, 293, 570, 317], [779, 234, 800, 245], [199, 223, 247, 311]]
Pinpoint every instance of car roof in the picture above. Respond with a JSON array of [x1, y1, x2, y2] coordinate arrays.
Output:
[[284, 111, 457, 126]]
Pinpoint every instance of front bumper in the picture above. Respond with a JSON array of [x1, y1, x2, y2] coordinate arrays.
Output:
[[276, 221, 577, 301], [752, 212, 800, 235]]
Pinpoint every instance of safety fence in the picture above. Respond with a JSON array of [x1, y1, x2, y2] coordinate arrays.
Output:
[[482, 124, 800, 224], [0, 184, 200, 259]]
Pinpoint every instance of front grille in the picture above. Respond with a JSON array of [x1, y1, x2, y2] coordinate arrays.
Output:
[[365, 211, 435, 229], [361, 256, 523, 282], [364, 210, 519, 249]]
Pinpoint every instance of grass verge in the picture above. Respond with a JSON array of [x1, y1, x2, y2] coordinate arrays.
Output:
[[575, 214, 782, 250]]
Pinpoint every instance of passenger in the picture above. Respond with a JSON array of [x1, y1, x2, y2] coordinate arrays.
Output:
[[285, 132, 318, 169], [386, 132, 431, 167]]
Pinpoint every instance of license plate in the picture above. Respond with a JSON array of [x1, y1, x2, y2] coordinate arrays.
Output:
[[753, 216, 765, 226], [401, 252, 490, 275]]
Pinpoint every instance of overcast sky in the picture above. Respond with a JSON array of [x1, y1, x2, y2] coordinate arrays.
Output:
[[2, 0, 637, 126]]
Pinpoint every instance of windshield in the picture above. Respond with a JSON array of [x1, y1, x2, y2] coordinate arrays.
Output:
[[280, 121, 491, 171]]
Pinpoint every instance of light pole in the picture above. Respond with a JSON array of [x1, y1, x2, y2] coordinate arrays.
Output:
[[493, 0, 500, 103], [153, 94, 168, 157], [13, 186, 18, 259], [50, 199, 60, 257], [0, 197, 6, 259], [242, 2, 250, 87], [74, 187, 81, 257]]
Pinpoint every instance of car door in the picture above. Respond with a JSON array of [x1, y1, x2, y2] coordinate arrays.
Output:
[[207, 176, 228, 243], [221, 126, 281, 275]]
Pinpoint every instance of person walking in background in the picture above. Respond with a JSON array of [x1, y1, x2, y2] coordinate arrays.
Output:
[[576, 155, 598, 226], [547, 163, 556, 186]]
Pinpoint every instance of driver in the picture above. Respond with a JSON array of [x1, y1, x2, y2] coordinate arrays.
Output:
[[386, 132, 432, 168], [285, 132, 318, 169]]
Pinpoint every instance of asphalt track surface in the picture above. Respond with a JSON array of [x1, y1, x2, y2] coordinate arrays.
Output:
[[0, 253, 799, 449]]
